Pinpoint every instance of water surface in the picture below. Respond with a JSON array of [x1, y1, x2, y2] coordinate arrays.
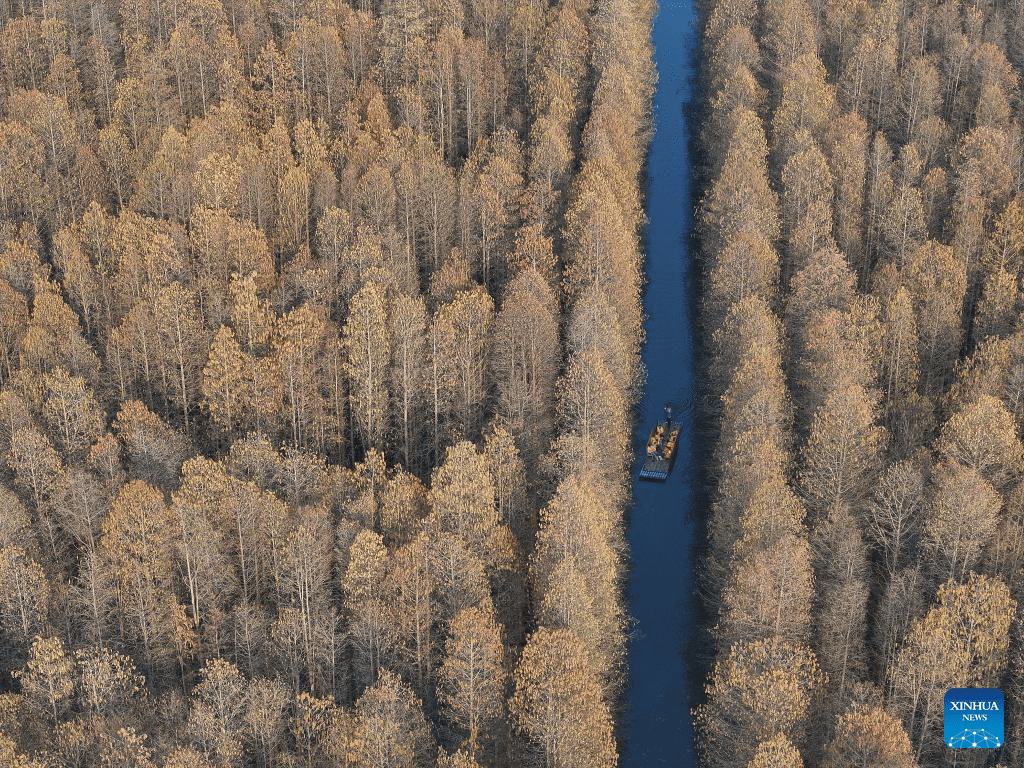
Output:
[[622, 0, 700, 765]]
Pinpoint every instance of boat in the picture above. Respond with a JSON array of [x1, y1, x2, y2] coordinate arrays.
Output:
[[639, 404, 681, 482]]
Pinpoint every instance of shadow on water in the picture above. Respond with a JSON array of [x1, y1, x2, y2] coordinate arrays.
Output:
[[620, 0, 707, 766]]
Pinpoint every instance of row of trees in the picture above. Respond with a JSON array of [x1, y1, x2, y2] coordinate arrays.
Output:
[[514, 0, 655, 760], [0, 0, 656, 764], [695, 0, 1024, 765]]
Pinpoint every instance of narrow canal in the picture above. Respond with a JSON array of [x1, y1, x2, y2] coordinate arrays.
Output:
[[622, 0, 700, 765]]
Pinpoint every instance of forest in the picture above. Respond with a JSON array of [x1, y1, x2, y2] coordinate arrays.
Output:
[[0, 0, 656, 762], [695, 0, 1024, 765]]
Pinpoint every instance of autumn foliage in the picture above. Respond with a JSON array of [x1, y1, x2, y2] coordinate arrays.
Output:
[[696, 0, 1024, 764], [0, 0, 655, 763]]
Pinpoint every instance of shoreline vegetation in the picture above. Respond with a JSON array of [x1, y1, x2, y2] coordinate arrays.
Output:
[[694, 0, 1023, 765], [0, 0, 654, 764]]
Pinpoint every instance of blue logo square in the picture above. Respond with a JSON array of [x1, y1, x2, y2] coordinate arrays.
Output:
[[944, 689, 1004, 748]]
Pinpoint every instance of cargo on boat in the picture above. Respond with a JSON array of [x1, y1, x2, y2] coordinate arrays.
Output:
[[639, 404, 681, 482]]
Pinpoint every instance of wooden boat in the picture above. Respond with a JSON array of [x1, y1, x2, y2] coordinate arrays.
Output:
[[639, 404, 681, 481]]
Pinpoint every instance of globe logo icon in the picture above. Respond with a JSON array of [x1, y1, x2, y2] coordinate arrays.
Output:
[[944, 689, 1004, 750]]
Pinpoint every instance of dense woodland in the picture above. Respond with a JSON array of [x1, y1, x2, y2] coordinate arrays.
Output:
[[0, 0, 656, 761], [695, 0, 1024, 765]]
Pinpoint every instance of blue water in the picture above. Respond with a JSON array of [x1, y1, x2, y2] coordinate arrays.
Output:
[[621, 0, 700, 765]]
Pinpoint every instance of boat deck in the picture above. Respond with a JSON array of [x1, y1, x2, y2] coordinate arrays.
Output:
[[639, 420, 681, 481]]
